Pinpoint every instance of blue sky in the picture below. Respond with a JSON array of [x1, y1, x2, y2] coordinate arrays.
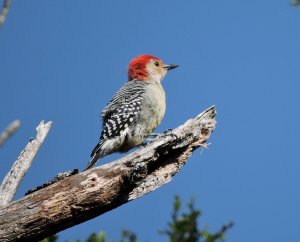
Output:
[[1, 1, 300, 241]]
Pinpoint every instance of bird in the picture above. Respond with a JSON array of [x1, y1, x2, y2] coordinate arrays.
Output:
[[84, 54, 178, 170]]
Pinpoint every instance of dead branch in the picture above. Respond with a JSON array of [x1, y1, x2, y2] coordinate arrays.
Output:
[[291, 0, 300, 6], [0, 121, 52, 206], [0, 106, 216, 242], [0, 119, 20, 147], [0, 0, 11, 27]]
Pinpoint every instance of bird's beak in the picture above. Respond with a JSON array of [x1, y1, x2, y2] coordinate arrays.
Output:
[[163, 64, 179, 70]]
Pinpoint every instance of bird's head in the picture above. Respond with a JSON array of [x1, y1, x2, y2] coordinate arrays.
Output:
[[128, 54, 178, 83]]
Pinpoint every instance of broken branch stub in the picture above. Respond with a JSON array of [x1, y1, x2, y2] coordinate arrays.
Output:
[[0, 106, 216, 242]]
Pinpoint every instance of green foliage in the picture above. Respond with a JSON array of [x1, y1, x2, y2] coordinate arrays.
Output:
[[42, 196, 232, 242], [120, 230, 137, 242], [86, 231, 107, 242], [159, 196, 200, 242], [41, 234, 58, 242], [159, 195, 233, 242]]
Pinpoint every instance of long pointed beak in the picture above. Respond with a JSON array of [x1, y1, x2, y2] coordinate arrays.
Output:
[[163, 64, 179, 70]]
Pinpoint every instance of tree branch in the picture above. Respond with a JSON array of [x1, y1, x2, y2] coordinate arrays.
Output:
[[0, 119, 20, 147], [0, 106, 216, 242], [0, 0, 11, 28], [291, 0, 300, 6], [0, 121, 52, 206]]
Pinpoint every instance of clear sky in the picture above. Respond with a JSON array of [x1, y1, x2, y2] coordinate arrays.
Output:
[[1, 1, 300, 242]]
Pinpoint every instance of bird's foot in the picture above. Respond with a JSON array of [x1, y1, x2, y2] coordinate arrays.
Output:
[[163, 128, 173, 134], [142, 133, 163, 145], [141, 129, 177, 146], [149, 128, 178, 140], [149, 128, 174, 137]]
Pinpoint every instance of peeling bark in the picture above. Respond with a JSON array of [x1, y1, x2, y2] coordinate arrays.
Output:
[[0, 106, 216, 242]]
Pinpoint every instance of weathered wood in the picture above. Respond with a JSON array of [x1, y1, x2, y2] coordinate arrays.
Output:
[[0, 0, 11, 27], [0, 106, 216, 242], [0, 120, 20, 147], [0, 121, 52, 206]]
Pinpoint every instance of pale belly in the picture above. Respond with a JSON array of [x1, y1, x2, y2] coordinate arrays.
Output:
[[120, 83, 166, 151]]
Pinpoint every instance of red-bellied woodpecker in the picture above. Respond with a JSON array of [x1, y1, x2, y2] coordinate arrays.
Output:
[[85, 54, 178, 170]]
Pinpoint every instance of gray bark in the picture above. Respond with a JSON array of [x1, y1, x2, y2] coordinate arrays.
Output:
[[0, 0, 11, 27], [0, 106, 216, 242], [0, 120, 21, 147], [0, 121, 52, 206]]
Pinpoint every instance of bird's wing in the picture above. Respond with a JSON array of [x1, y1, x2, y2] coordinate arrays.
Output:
[[90, 81, 147, 158], [100, 80, 147, 136], [101, 80, 147, 117]]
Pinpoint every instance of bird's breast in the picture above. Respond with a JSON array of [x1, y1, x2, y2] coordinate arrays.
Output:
[[120, 83, 166, 151], [142, 83, 166, 131]]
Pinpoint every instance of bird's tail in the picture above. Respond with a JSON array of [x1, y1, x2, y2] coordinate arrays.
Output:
[[84, 154, 99, 171], [84, 141, 104, 171]]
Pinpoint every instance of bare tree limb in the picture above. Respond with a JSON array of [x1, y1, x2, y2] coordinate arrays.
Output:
[[0, 121, 52, 206], [291, 0, 300, 6], [0, 119, 20, 147], [0, 0, 11, 28], [0, 107, 216, 242]]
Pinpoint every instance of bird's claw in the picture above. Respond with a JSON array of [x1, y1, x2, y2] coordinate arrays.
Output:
[[142, 129, 177, 146], [164, 128, 173, 134], [141, 142, 148, 147]]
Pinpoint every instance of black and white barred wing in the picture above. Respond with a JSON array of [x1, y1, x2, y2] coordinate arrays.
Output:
[[101, 80, 147, 118], [91, 80, 146, 157]]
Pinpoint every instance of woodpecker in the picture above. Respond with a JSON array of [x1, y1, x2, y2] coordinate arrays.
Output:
[[85, 54, 178, 170]]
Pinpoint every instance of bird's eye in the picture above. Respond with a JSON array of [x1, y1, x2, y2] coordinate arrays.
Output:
[[154, 61, 159, 67]]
